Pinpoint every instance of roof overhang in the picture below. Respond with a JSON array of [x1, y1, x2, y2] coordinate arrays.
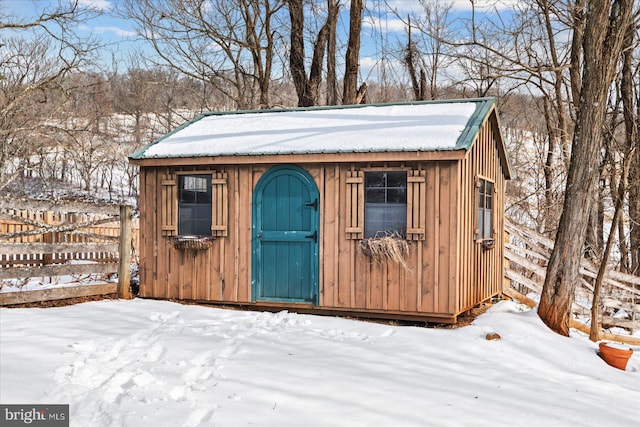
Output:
[[129, 148, 467, 167]]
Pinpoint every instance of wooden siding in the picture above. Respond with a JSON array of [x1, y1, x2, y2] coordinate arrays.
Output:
[[139, 160, 461, 318], [318, 162, 458, 316], [137, 111, 507, 320], [138, 165, 255, 302], [457, 111, 507, 313]]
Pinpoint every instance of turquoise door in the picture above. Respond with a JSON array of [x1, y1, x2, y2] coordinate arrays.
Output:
[[252, 165, 319, 304]]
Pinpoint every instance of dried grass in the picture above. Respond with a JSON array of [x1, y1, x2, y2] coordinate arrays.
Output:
[[359, 231, 411, 271], [173, 235, 216, 250]]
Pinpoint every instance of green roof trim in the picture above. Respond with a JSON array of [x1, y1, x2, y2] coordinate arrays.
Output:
[[454, 97, 496, 151]]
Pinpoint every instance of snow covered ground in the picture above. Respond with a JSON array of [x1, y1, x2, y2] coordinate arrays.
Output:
[[1, 299, 638, 426], [1, 272, 116, 293]]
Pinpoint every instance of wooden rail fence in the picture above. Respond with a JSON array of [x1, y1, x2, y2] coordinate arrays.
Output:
[[0, 199, 139, 305], [503, 218, 640, 345]]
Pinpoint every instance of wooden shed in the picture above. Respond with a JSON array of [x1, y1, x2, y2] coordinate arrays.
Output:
[[129, 98, 511, 323]]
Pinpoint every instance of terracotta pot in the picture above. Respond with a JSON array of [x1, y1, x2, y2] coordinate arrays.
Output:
[[598, 342, 633, 371]]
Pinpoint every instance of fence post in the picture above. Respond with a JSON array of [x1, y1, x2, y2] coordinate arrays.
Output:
[[43, 211, 54, 265], [118, 205, 132, 299], [503, 229, 510, 294]]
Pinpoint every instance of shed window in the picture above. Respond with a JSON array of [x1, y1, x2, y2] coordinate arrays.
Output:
[[477, 178, 493, 240], [178, 175, 212, 236], [364, 171, 407, 238]]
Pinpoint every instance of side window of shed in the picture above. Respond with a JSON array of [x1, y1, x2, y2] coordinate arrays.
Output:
[[477, 178, 494, 240], [178, 175, 212, 236]]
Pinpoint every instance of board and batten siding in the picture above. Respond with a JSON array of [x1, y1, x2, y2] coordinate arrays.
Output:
[[320, 162, 458, 319], [139, 159, 462, 320], [457, 112, 507, 313], [139, 165, 254, 303]]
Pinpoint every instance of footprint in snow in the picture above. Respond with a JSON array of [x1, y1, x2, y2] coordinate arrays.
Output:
[[148, 311, 182, 323], [184, 408, 216, 427], [183, 365, 214, 384], [379, 328, 395, 338], [141, 343, 165, 362]]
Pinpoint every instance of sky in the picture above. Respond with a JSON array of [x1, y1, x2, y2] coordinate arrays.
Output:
[[1, 0, 522, 83]]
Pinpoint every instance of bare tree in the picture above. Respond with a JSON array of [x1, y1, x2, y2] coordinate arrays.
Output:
[[538, 0, 633, 336], [0, 1, 100, 192], [121, 0, 284, 110], [590, 26, 637, 336], [288, 0, 337, 107], [447, 1, 580, 233], [399, 0, 454, 101]]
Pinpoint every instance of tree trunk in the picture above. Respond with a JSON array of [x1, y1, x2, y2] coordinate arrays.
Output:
[[589, 173, 626, 341], [343, 0, 362, 105], [569, 0, 585, 109], [538, 0, 633, 336], [623, 21, 640, 275], [617, 20, 635, 274], [630, 152, 640, 274], [307, 23, 330, 105], [405, 16, 421, 101], [542, 95, 557, 234], [326, 0, 339, 106], [288, 0, 308, 107], [589, 139, 635, 341], [288, 0, 331, 107]]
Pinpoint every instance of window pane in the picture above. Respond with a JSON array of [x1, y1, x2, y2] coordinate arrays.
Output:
[[386, 171, 406, 188], [365, 204, 407, 238], [387, 188, 406, 203], [366, 188, 386, 203], [181, 190, 197, 204], [180, 206, 194, 221], [194, 219, 211, 236], [478, 207, 484, 239], [484, 209, 492, 239], [365, 172, 385, 188], [385, 204, 407, 234], [184, 176, 208, 192], [365, 204, 386, 238]]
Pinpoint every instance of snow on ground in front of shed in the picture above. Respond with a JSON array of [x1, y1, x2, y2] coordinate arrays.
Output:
[[1, 299, 638, 426], [141, 103, 478, 158]]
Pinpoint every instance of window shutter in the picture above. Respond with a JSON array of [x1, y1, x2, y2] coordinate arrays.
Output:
[[406, 170, 426, 240], [211, 171, 228, 237], [345, 170, 364, 239], [161, 173, 177, 236]]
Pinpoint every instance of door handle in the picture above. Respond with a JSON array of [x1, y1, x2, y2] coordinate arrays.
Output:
[[305, 230, 317, 243], [305, 199, 318, 211]]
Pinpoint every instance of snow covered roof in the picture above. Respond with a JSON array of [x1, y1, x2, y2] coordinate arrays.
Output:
[[130, 98, 497, 160]]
